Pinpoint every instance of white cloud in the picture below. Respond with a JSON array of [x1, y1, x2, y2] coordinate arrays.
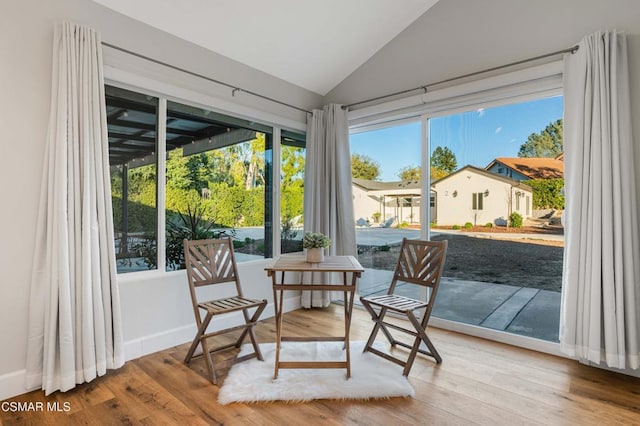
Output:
[[477, 108, 485, 117], [495, 126, 502, 134]]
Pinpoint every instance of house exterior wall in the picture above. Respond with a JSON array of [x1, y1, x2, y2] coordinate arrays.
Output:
[[352, 185, 382, 224], [432, 169, 531, 226], [352, 185, 421, 225]]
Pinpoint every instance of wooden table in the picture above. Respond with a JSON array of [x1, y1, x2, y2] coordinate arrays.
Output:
[[265, 255, 364, 379]]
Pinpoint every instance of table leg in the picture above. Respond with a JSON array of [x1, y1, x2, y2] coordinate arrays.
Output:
[[273, 271, 286, 380]]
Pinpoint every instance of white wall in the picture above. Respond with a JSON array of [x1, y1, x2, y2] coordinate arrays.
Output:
[[432, 170, 531, 226], [0, 0, 320, 400], [352, 186, 380, 224]]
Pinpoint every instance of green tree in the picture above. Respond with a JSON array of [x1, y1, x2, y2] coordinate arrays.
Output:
[[351, 153, 380, 180], [518, 119, 563, 158], [396, 165, 452, 181], [398, 165, 421, 181], [431, 146, 457, 173], [430, 166, 449, 181]]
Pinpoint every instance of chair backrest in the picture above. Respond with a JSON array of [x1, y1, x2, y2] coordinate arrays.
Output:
[[183, 237, 244, 298], [389, 238, 448, 296]]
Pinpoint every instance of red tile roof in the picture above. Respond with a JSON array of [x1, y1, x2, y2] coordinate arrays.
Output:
[[489, 157, 564, 179]]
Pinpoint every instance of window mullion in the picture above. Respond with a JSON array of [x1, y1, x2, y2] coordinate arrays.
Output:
[[157, 98, 167, 271], [272, 127, 282, 257]]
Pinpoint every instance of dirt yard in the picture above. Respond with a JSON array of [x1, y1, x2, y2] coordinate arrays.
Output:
[[357, 228, 564, 292]]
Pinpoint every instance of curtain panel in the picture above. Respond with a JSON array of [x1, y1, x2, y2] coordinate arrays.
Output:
[[25, 22, 124, 395], [302, 104, 357, 307], [561, 30, 640, 369]]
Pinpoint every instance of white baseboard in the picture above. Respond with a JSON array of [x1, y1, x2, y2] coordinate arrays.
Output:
[[0, 370, 35, 401], [0, 296, 301, 401]]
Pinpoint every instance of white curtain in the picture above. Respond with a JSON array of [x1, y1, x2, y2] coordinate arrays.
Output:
[[561, 30, 640, 369], [302, 104, 357, 307], [25, 22, 124, 395]]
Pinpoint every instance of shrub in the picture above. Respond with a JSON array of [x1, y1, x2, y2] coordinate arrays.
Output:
[[452, 224, 461, 230], [398, 221, 409, 228], [509, 212, 523, 228], [525, 178, 565, 209], [378, 245, 391, 252], [485, 222, 493, 228], [429, 221, 436, 228], [372, 211, 381, 223], [464, 222, 473, 229]]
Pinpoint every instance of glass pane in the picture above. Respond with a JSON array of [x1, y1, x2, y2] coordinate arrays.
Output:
[[350, 121, 422, 298], [280, 131, 305, 254], [429, 96, 564, 342], [106, 85, 158, 273], [165, 101, 273, 269]]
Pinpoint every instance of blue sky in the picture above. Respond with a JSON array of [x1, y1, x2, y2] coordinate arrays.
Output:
[[350, 96, 563, 181]]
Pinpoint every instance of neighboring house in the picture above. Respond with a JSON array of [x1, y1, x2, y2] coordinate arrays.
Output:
[[352, 178, 421, 225], [431, 166, 532, 226], [353, 167, 532, 227], [485, 156, 564, 181]]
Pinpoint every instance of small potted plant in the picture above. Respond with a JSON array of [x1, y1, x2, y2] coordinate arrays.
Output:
[[303, 232, 331, 263]]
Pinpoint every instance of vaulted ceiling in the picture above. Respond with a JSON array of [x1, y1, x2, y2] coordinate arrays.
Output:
[[93, 0, 440, 95]]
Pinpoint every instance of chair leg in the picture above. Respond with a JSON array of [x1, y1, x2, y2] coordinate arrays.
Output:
[[403, 311, 441, 376], [235, 302, 266, 345], [184, 313, 218, 384], [247, 303, 266, 361], [200, 335, 218, 384], [361, 300, 382, 353], [185, 313, 214, 364], [362, 301, 397, 351]]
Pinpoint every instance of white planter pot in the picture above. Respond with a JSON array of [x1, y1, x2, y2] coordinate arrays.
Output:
[[306, 247, 325, 263]]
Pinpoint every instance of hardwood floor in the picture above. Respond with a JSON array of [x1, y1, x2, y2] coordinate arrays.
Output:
[[3, 305, 640, 425]]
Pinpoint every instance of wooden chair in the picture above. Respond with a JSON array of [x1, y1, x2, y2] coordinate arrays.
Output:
[[183, 237, 267, 384], [360, 238, 448, 376]]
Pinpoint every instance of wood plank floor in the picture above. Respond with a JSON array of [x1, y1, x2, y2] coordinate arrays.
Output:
[[3, 305, 640, 425]]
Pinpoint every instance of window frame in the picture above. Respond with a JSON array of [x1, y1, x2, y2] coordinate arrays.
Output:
[[104, 76, 306, 278], [347, 61, 565, 358]]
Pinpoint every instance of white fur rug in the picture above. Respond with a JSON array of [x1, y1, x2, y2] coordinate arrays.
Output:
[[218, 341, 414, 404]]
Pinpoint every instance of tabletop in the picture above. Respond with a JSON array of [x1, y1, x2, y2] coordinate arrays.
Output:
[[266, 254, 364, 274]]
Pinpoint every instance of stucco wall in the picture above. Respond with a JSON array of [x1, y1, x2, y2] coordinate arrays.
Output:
[[433, 169, 531, 226]]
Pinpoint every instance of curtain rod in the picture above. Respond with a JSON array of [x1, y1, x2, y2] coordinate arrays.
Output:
[[102, 42, 312, 114], [343, 45, 580, 110]]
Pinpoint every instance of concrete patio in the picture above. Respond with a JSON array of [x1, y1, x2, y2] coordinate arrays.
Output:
[[357, 268, 561, 342]]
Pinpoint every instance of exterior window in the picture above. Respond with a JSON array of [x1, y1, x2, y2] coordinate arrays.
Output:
[[107, 86, 159, 273], [164, 100, 273, 269], [472, 192, 484, 210], [106, 84, 285, 273], [428, 95, 564, 343], [280, 131, 306, 254]]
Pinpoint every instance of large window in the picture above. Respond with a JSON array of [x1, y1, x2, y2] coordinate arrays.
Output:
[[107, 85, 302, 273], [350, 95, 564, 343], [429, 96, 564, 342], [163, 101, 273, 269], [107, 86, 159, 273]]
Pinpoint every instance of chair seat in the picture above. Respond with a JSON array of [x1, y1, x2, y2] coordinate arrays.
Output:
[[361, 294, 428, 312], [199, 296, 265, 315]]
